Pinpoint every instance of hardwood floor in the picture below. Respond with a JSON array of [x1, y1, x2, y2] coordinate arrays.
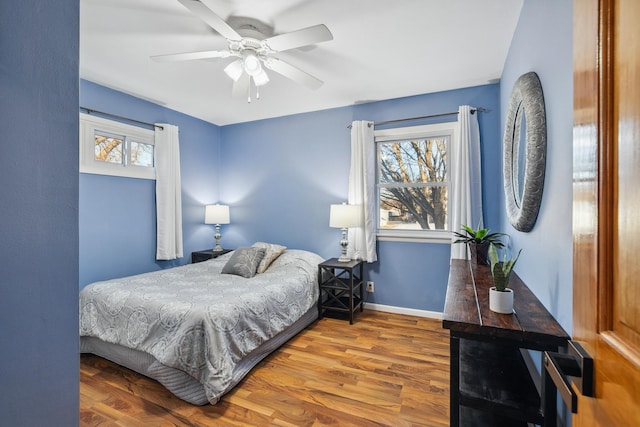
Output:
[[80, 310, 450, 426]]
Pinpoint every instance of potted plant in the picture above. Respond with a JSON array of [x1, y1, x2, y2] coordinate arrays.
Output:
[[453, 224, 506, 265], [488, 243, 521, 314]]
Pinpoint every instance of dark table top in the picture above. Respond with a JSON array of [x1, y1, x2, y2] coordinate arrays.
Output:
[[443, 259, 570, 349]]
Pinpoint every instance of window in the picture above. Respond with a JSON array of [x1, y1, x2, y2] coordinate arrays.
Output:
[[79, 113, 155, 180], [375, 122, 457, 242]]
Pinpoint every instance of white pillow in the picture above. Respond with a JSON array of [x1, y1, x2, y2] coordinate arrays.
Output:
[[252, 242, 287, 273]]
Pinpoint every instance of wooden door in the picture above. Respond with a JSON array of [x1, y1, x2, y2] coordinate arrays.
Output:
[[573, 0, 640, 425]]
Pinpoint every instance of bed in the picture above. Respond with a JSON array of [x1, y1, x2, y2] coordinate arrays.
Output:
[[79, 246, 323, 405]]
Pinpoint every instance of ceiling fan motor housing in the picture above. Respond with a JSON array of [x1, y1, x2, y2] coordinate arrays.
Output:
[[227, 16, 274, 40]]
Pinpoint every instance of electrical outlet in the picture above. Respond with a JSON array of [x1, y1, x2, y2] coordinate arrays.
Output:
[[366, 281, 375, 292]]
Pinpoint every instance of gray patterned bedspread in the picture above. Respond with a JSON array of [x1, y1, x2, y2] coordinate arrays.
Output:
[[80, 249, 323, 403]]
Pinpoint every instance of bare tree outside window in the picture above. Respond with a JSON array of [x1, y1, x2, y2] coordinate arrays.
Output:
[[94, 133, 123, 164], [378, 136, 449, 231], [131, 141, 154, 167], [94, 132, 154, 168]]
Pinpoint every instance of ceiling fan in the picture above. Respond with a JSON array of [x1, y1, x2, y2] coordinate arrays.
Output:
[[151, 0, 334, 102]]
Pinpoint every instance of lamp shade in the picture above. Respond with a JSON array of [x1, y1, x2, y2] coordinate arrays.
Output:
[[329, 204, 361, 228], [205, 204, 230, 224], [224, 60, 244, 82], [253, 68, 270, 86]]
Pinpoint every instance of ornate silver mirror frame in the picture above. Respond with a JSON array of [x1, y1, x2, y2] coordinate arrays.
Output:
[[503, 71, 546, 232]]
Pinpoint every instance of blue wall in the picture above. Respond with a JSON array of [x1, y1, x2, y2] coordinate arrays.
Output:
[[499, 0, 573, 331], [0, 1, 80, 426], [79, 80, 222, 287], [220, 84, 502, 312], [81, 81, 501, 313]]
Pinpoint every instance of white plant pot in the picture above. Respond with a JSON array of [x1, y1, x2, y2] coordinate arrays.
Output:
[[489, 287, 514, 314]]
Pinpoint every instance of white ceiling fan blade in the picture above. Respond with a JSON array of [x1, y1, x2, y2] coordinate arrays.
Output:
[[232, 73, 250, 98], [264, 24, 333, 52], [177, 0, 242, 41], [263, 58, 323, 90], [151, 50, 230, 62]]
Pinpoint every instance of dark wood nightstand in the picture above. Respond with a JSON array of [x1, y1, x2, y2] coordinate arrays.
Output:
[[191, 248, 232, 263], [318, 258, 364, 324]]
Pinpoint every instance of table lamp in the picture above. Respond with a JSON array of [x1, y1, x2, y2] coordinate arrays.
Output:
[[329, 203, 361, 262], [205, 204, 230, 252]]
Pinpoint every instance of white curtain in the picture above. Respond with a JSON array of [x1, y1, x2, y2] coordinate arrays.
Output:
[[155, 123, 183, 260], [348, 120, 377, 263], [450, 105, 483, 259]]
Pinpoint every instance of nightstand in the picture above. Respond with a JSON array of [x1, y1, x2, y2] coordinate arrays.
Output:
[[318, 258, 364, 324], [191, 248, 232, 263]]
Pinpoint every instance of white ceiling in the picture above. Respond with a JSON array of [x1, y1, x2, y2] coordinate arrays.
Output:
[[80, 0, 523, 126]]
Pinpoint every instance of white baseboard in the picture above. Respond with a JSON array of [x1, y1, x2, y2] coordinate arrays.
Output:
[[364, 302, 443, 319]]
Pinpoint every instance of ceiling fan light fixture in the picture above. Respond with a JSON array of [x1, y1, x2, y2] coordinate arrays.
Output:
[[224, 59, 244, 82], [242, 51, 262, 76]]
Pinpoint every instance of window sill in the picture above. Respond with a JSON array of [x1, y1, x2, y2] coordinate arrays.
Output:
[[377, 231, 452, 244], [80, 168, 155, 180]]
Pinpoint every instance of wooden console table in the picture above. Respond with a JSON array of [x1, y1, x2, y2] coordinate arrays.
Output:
[[443, 260, 570, 426]]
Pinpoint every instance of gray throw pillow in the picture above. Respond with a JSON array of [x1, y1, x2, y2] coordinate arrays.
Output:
[[221, 247, 266, 278]]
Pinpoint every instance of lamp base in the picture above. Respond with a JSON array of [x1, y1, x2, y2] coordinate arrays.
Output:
[[213, 224, 223, 252], [338, 228, 350, 262]]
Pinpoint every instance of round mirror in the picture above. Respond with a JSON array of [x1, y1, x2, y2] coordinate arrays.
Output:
[[503, 72, 546, 232]]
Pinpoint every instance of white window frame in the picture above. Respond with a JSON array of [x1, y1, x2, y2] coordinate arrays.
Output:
[[79, 113, 156, 180], [375, 122, 457, 243]]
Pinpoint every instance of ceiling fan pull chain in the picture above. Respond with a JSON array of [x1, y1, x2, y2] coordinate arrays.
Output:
[[247, 80, 252, 103]]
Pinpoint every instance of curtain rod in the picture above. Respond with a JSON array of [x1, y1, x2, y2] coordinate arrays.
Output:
[[347, 107, 487, 129], [80, 107, 164, 130]]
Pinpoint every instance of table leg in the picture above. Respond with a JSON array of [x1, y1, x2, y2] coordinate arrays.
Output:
[[450, 335, 460, 427]]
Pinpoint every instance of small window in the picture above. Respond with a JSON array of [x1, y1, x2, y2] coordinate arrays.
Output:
[[375, 122, 457, 242], [80, 113, 155, 180]]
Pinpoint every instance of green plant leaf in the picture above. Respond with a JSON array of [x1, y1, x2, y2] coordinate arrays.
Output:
[[461, 224, 476, 236], [453, 224, 507, 248], [492, 267, 508, 291], [489, 244, 521, 292], [488, 243, 500, 270]]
